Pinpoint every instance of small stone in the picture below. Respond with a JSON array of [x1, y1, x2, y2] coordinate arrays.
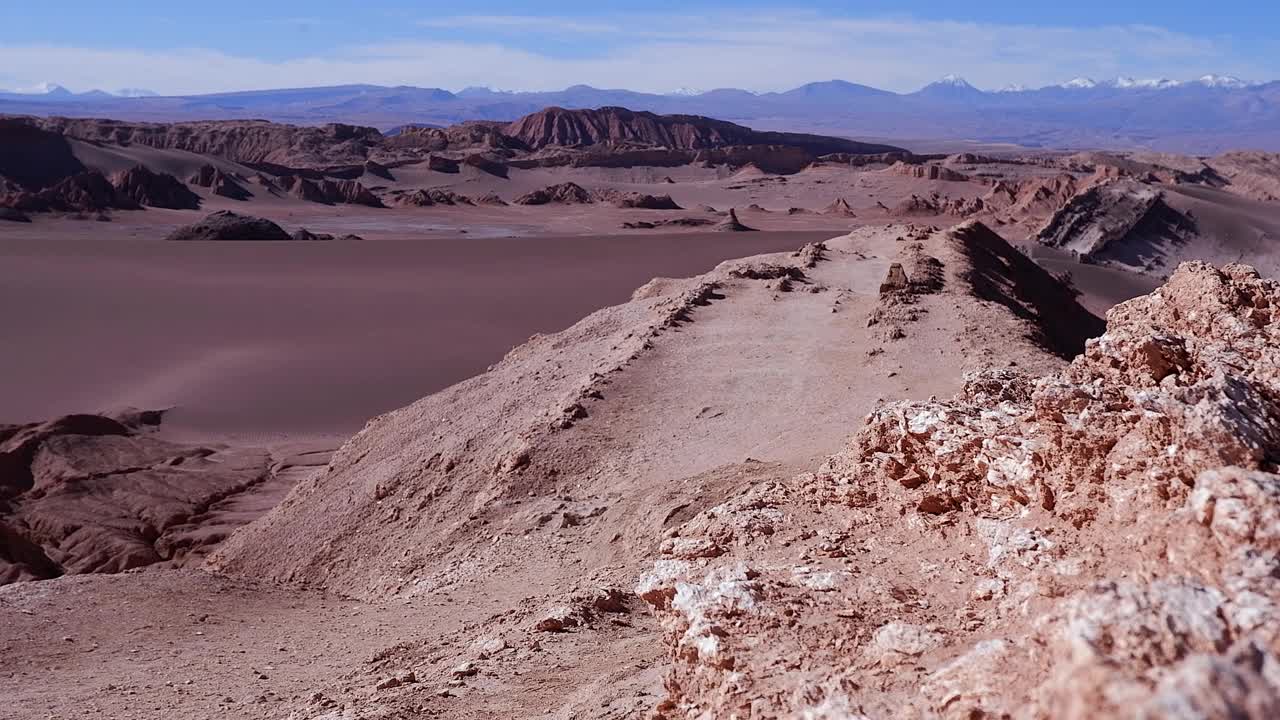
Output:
[[534, 607, 580, 633]]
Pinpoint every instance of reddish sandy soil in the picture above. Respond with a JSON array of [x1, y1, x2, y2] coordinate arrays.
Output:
[[0, 230, 841, 440]]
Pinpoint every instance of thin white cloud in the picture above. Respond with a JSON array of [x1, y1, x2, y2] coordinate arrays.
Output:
[[417, 15, 624, 35], [0, 12, 1261, 95]]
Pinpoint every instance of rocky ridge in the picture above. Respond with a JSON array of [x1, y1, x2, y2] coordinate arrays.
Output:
[[637, 261, 1280, 718], [0, 410, 334, 583]]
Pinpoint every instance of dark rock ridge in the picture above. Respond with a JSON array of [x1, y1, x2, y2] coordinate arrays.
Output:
[[0, 117, 86, 190], [503, 106, 900, 155], [164, 210, 292, 241], [0, 106, 911, 209], [514, 182, 594, 205], [110, 165, 201, 209], [1, 171, 138, 213], [277, 175, 383, 207], [188, 164, 252, 200], [387, 188, 474, 207], [292, 228, 365, 241], [427, 155, 460, 173], [622, 217, 715, 229], [33, 116, 383, 168], [616, 193, 681, 210], [5, 79, 1280, 153]]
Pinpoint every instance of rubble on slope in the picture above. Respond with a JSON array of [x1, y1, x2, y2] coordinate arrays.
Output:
[[637, 261, 1280, 719]]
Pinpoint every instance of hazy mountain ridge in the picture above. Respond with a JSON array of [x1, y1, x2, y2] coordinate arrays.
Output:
[[2, 76, 1279, 152]]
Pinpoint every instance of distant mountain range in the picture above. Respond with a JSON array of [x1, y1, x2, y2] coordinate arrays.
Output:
[[2, 75, 1278, 153], [0, 84, 159, 100]]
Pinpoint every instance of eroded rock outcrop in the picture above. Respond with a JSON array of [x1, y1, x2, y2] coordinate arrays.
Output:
[[822, 197, 857, 217], [110, 165, 201, 210], [514, 182, 594, 206], [1037, 180, 1197, 269], [614, 192, 682, 210], [637, 261, 1280, 719], [887, 161, 971, 182], [1, 171, 137, 213], [277, 175, 383, 207], [188, 164, 252, 200], [36, 117, 384, 168], [164, 210, 291, 241], [503, 106, 901, 157], [387, 188, 474, 207], [713, 208, 756, 232], [0, 410, 332, 584]]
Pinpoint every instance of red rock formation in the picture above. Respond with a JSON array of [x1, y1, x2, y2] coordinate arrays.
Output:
[[388, 188, 474, 207], [363, 160, 394, 180], [514, 182, 594, 206], [886, 160, 970, 182], [503, 107, 902, 157], [188, 164, 252, 200], [427, 155, 460, 173], [614, 193, 682, 210], [110, 165, 201, 209], [888, 194, 943, 216], [713, 208, 756, 232], [462, 153, 509, 178], [1, 171, 137, 213], [822, 197, 857, 217], [277, 175, 383, 207], [36, 117, 383, 168]]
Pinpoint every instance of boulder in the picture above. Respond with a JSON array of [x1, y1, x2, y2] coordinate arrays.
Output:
[[164, 210, 292, 241], [427, 155, 460, 174]]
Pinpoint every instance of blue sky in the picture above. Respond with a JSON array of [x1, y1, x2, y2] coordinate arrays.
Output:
[[0, 1, 1272, 94]]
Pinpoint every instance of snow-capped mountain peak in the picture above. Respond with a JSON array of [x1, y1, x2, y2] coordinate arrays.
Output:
[[1112, 77, 1180, 89], [17, 82, 71, 95], [666, 87, 704, 97], [1197, 74, 1247, 89], [996, 83, 1030, 93], [115, 88, 159, 98], [1062, 77, 1099, 89], [936, 74, 974, 87]]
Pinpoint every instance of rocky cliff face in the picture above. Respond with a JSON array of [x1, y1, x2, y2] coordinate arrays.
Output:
[[637, 261, 1280, 718], [503, 106, 902, 157], [35, 117, 384, 168], [1037, 180, 1197, 268]]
